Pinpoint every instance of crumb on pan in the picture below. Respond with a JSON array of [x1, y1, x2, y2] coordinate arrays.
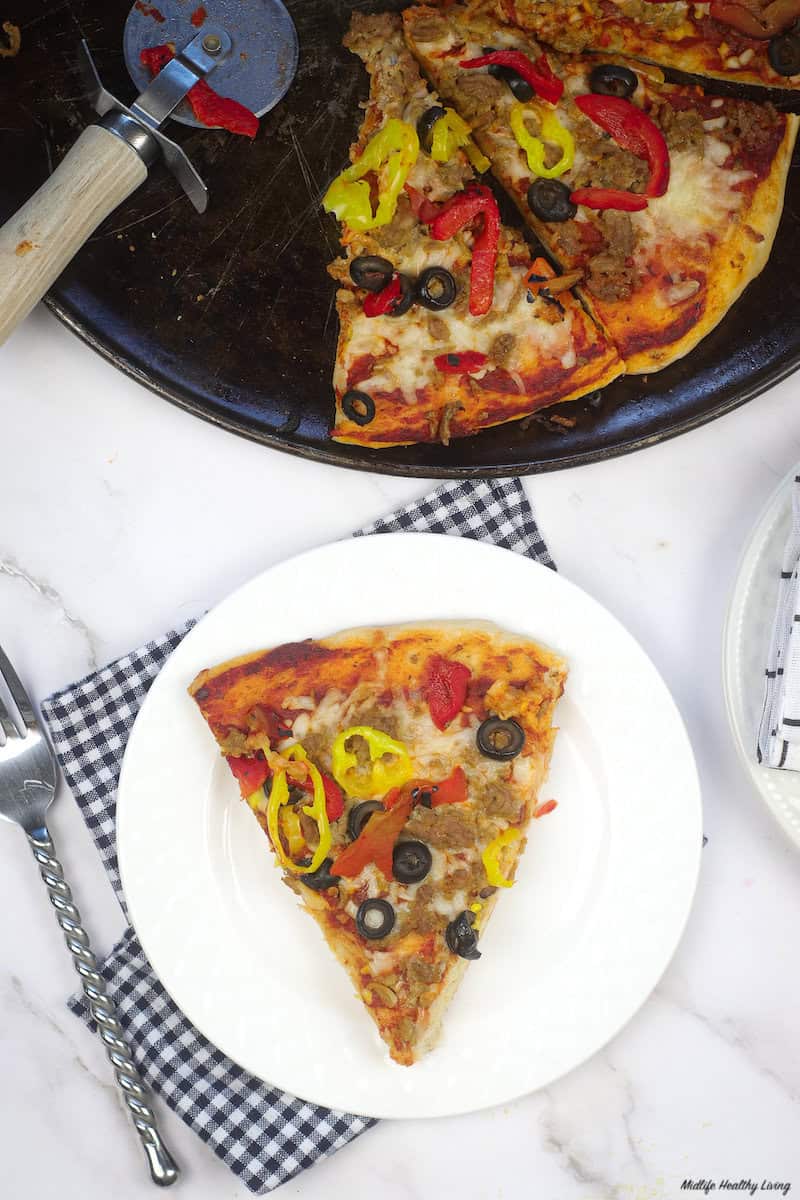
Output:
[[0, 21, 21, 58]]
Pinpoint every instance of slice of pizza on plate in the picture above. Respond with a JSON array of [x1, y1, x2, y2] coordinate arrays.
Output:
[[323, 12, 623, 447], [403, 3, 798, 372], [189, 621, 567, 1066], [494, 0, 800, 91]]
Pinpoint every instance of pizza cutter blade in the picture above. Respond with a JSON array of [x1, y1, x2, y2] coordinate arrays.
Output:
[[0, 0, 298, 346], [123, 0, 299, 128]]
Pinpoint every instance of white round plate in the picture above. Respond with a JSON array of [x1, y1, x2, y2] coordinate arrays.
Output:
[[118, 532, 702, 1119], [723, 464, 800, 847]]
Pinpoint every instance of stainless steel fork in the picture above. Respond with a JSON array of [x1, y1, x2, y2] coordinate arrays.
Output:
[[0, 644, 179, 1187]]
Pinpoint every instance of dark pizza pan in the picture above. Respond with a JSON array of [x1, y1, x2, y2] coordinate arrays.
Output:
[[1, 0, 799, 477]]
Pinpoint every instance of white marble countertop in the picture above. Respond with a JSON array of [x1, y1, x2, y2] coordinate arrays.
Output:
[[2, 305, 800, 1200]]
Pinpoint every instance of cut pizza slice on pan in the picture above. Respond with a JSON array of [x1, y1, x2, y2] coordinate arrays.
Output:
[[322, 12, 623, 447], [403, 3, 798, 373], [189, 621, 567, 1066], [494, 0, 800, 92]]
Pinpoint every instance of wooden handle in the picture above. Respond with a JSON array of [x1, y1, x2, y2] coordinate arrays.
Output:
[[0, 125, 148, 346]]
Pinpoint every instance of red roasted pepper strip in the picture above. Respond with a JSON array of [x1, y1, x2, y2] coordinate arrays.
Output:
[[140, 44, 173, 73], [423, 654, 472, 727], [471, 227, 500, 316], [364, 274, 402, 317], [299, 771, 345, 822], [381, 785, 403, 811], [190, 84, 258, 137], [405, 184, 443, 224], [533, 798, 558, 818], [227, 755, 270, 798], [434, 351, 488, 375], [430, 765, 468, 807], [430, 185, 499, 316], [332, 764, 469, 877], [429, 187, 487, 239], [574, 93, 669, 198], [140, 44, 259, 138], [460, 50, 564, 105], [331, 792, 415, 879], [570, 187, 649, 212], [390, 766, 470, 808]]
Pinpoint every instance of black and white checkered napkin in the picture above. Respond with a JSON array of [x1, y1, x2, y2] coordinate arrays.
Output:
[[41, 478, 554, 1194], [758, 474, 800, 769]]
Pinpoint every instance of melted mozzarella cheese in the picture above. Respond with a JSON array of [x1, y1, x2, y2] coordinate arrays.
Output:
[[312, 688, 347, 728], [431, 890, 467, 919], [281, 694, 315, 710], [634, 146, 753, 250], [345, 284, 574, 404], [368, 951, 397, 974], [426, 845, 450, 886], [291, 712, 311, 740]]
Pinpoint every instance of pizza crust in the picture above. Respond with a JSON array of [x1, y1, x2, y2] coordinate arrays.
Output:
[[618, 113, 799, 373]]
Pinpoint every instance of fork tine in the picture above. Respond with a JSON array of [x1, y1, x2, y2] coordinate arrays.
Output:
[[0, 689, 19, 740], [0, 644, 37, 733]]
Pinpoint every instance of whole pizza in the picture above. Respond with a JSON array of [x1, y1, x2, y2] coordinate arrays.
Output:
[[319, 0, 799, 446]]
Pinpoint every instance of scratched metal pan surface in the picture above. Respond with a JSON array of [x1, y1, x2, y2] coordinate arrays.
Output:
[[2, 0, 800, 477]]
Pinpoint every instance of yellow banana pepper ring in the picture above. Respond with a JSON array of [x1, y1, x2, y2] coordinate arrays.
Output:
[[464, 140, 491, 174], [265, 745, 332, 875], [482, 827, 523, 888], [430, 108, 467, 161], [331, 726, 414, 799], [280, 807, 307, 859], [322, 119, 419, 232], [509, 102, 575, 179], [430, 108, 490, 173]]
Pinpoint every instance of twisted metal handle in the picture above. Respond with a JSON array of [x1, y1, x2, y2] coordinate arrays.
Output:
[[28, 826, 179, 1187]]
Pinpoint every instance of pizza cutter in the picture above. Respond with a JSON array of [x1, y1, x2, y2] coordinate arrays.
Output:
[[0, 0, 298, 346]]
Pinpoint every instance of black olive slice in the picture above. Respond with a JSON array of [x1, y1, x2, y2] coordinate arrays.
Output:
[[508, 74, 534, 101], [446, 910, 481, 960], [341, 390, 375, 426], [417, 104, 446, 153], [356, 898, 396, 940], [482, 45, 534, 100], [349, 254, 394, 292], [389, 272, 416, 317], [589, 62, 638, 99], [416, 266, 458, 311], [410, 785, 438, 808], [347, 799, 385, 841], [476, 716, 526, 760], [526, 178, 577, 223], [301, 857, 341, 892], [392, 840, 433, 884], [769, 26, 800, 76]]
